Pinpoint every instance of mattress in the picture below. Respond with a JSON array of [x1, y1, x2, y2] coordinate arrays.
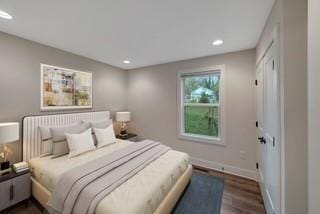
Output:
[[29, 139, 190, 214]]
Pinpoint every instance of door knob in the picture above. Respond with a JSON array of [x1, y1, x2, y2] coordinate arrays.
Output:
[[258, 137, 266, 144]]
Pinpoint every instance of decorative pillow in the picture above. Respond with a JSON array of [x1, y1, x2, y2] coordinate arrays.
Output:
[[65, 128, 96, 158], [93, 124, 116, 148], [39, 126, 53, 157], [50, 123, 88, 158]]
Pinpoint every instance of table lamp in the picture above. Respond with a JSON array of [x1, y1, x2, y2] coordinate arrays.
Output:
[[0, 122, 19, 172], [116, 112, 131, 137]]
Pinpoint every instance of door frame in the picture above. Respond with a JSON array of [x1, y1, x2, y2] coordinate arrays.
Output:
[[256, 24, 284, 214], [255, 58, 265, 186]]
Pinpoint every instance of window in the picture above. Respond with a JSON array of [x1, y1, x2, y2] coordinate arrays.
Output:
[[178, 66, 225, 145]]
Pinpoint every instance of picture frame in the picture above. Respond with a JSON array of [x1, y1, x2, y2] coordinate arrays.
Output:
[[40, 64, 93, 111]]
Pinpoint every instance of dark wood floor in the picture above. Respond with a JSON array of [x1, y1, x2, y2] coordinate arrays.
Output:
[[0, 199, 42, 214], [194, 166, 266, 214], [1, 166, 266, 214]]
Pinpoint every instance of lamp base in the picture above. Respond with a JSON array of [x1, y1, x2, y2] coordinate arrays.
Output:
[[0, 168, 11, 175], [1, 161, 10, 170], [120, 130, 128, 137]]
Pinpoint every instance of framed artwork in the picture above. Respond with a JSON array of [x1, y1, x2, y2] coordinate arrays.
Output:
[[41, 64, 92, 110]]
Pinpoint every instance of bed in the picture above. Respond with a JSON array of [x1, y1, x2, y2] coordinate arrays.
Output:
[[22, 111, 192, 214]]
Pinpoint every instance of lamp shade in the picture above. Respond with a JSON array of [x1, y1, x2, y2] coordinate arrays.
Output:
[[116, 112, 131, 122], [0, 122, 19, 144]]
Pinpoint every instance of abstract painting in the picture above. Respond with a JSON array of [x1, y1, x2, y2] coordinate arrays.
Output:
[[41, 64, 92, 110]]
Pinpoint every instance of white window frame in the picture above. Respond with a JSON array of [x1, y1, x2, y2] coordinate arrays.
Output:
[[177, 65, 226, 145]]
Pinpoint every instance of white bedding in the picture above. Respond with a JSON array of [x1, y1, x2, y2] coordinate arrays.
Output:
[[29, 139, 190, 214]]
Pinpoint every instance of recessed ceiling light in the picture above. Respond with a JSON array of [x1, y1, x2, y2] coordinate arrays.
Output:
[[213, 40, 223, 46], [123, 60, 131, 64], [0, 10, 13, 20]]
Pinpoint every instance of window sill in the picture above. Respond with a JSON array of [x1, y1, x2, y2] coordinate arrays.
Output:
[[178, 133, 225, 146]]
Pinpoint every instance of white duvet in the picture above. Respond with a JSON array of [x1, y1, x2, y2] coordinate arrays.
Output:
[[29, 139, 190, 214]]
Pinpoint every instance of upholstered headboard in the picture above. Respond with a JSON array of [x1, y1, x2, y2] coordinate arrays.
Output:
[[22, 111, 110, 161]]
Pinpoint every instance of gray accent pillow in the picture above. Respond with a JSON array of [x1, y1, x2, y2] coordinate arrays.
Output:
[[39, 126, 54, 157], [87, 119, 113, 145], [39, 122, 80, 157], [50, 123, 88, 158], [89, 119, 113, 129]]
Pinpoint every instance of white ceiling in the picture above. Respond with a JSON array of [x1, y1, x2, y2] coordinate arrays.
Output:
[[0, 0, 274, 69]]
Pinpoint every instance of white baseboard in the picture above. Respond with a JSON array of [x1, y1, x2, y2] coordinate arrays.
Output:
[[191, 157, 257, 181]]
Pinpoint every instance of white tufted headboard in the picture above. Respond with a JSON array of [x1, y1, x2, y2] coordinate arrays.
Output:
[[22, 111, 110, 161]]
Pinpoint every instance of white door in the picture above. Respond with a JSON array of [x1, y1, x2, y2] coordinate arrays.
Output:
[[256, 43, 281, 214]]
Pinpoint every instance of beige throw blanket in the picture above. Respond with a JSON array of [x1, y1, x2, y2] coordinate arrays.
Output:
[[47, 140, 170, 214]]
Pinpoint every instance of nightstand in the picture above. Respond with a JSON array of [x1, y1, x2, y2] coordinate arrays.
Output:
[[0, 170, 31, 211], [116, 133, 141, 142]]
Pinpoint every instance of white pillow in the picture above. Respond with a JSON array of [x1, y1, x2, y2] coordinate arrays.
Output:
[[65, 128, 96, 158], [93, 124, 116, 148]]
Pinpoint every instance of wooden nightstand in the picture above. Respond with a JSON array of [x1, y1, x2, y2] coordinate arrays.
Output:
[[0, 170, 31, 211], [116, 133, 141, 142]]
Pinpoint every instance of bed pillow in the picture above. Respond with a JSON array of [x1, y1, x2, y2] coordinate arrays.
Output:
[[93, 124, 116, 148], [50, 123, 88, 158], [86, 119, 113, 145], [39, 126, 53, 157], [89, 119, 113, 129], [39, 122, 82, 157], [65, 128, 96, 158]]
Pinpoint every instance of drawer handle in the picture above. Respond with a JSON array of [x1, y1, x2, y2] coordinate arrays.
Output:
[[10, 184, 14, 200]]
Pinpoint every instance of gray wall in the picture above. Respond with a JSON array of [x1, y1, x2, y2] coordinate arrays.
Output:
[[127, 49, 257, 177], [257, 0, 308, 213], [282, 0, 308, 213], [308, 0, 320, 213], [0, 32, 128, 163]]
